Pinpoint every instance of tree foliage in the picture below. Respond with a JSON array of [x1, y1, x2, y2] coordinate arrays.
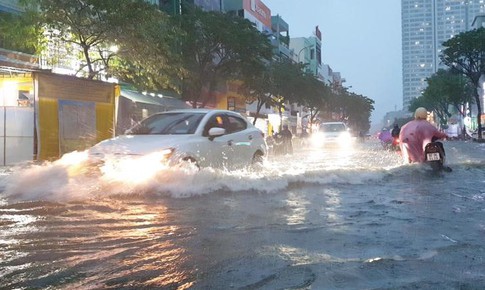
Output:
[[0, 7, 43, 54], [325, 87, 374, 133], [241, 64, 274, 125], [344, 93, 374, 133], [410, 69, 474, 126], [297, 74, 332, 129], [440, 27, 485, 138], [24, 0, 176, 82], [175, 7, 272, 108], [110, 3, 181, 91]]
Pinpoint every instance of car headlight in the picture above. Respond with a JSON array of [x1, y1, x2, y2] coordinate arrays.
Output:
[[338, 132, 352, 145], [135, 148, 175, 166], [340, 131, 351, 139]]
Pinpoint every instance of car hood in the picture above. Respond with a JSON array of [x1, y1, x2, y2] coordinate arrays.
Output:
[[323, 131, 345, 137], [89, 134, 194, 156], [320, 131, 345, 137]]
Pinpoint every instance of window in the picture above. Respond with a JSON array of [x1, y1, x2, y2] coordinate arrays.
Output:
[[225, 115, 247, 134], [131, 112, 204, 135], [203, 114, 225, 136], [17, 91, 33, 107]]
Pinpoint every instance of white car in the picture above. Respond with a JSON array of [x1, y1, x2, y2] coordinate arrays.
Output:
[[87, 109, 267, 170], [311, 121, 353, 147]]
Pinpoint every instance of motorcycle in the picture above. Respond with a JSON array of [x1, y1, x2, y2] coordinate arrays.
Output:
[[380, 136, 400, 151], [424, 138, 452, 172], [391, 136, 401, 151], [267, 133, 293, 155]]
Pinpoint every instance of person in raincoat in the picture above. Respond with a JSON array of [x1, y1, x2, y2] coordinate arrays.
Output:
[[390, 123, 401, 150], [399, 107, 448, 163], [378, 128, 393, 149]]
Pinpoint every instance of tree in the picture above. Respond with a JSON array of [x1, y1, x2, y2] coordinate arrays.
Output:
[[440, 27, 485, 139], [268, 59, 314, 129], [336, 89, 374, 133], [111, 3, 181, 92], [343, 93, 374, 134], [409, 95, 433, 115], [175, 8, 272, 108], [321, 87, 374, 133], [0, 6, 44, 54], [298, 74, 332, 131], [411, 69, 474, 126], [241, 65, 274, 125], [25, 0, 176, 82], [242, 58, 331, 127]]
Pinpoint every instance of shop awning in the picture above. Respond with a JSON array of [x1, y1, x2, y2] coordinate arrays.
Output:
[[120, 89, 190, 109]]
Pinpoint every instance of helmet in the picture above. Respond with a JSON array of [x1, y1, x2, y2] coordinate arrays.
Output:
[[415, 107, 428, 120]]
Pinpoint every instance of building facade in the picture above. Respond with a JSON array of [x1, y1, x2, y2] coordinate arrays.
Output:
[[401, 0, 485, 110], [270, 14, 292, 60], [158, 0, 223, 14]]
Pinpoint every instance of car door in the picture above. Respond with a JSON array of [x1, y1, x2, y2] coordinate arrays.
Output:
[[223, 113, 254, 166], [200, 113, 235, 168]]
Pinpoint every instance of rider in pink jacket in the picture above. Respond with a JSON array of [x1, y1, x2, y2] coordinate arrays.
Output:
[[399, 107, 448, 163]]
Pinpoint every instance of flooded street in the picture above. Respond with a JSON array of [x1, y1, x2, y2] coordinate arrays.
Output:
[[1, 139, 485, 289]]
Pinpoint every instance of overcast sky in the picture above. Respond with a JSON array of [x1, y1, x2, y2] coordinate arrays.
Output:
[[263, 0, 403, 127]]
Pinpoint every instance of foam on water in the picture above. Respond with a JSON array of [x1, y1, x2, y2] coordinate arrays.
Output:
[[0, 140, 483, 202]]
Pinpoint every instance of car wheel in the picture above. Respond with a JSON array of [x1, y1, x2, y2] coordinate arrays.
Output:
[[251, 152, 264, 170]]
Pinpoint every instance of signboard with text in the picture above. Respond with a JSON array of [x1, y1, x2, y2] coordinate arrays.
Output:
[[243, 0, 271, 29]]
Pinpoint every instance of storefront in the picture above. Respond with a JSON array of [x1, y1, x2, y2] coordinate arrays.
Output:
[[0, 67, 117, 165]]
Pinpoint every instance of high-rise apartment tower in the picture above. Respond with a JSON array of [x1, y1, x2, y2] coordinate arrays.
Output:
[[401, 0, 485, 110]]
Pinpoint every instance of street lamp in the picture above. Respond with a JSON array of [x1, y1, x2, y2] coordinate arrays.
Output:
[[297, 45, 314, 63]]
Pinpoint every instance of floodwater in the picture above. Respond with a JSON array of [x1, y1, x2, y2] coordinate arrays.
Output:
[[1, 139, 485, 289]]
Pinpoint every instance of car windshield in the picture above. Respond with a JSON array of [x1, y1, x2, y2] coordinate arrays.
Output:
[[128, 112, 205, 135], [320, 123, 346, 132]]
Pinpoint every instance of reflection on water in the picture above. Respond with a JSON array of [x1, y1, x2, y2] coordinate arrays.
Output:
[[322, 188, 343, 229], [284, 191, 310, 225], [0, 200, 196, 289]]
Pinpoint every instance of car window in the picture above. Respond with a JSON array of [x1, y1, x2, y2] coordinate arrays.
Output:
[[320, 123, 346, 132], [225, 115, 247, 134], [129, 112, 205, 135], [203, 114, 225, 136]]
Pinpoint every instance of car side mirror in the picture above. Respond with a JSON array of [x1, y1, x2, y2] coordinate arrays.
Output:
[[208, 127, 225, 140]]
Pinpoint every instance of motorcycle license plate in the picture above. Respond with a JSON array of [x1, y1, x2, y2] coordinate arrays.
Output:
[[427, 152, 440, 161]]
